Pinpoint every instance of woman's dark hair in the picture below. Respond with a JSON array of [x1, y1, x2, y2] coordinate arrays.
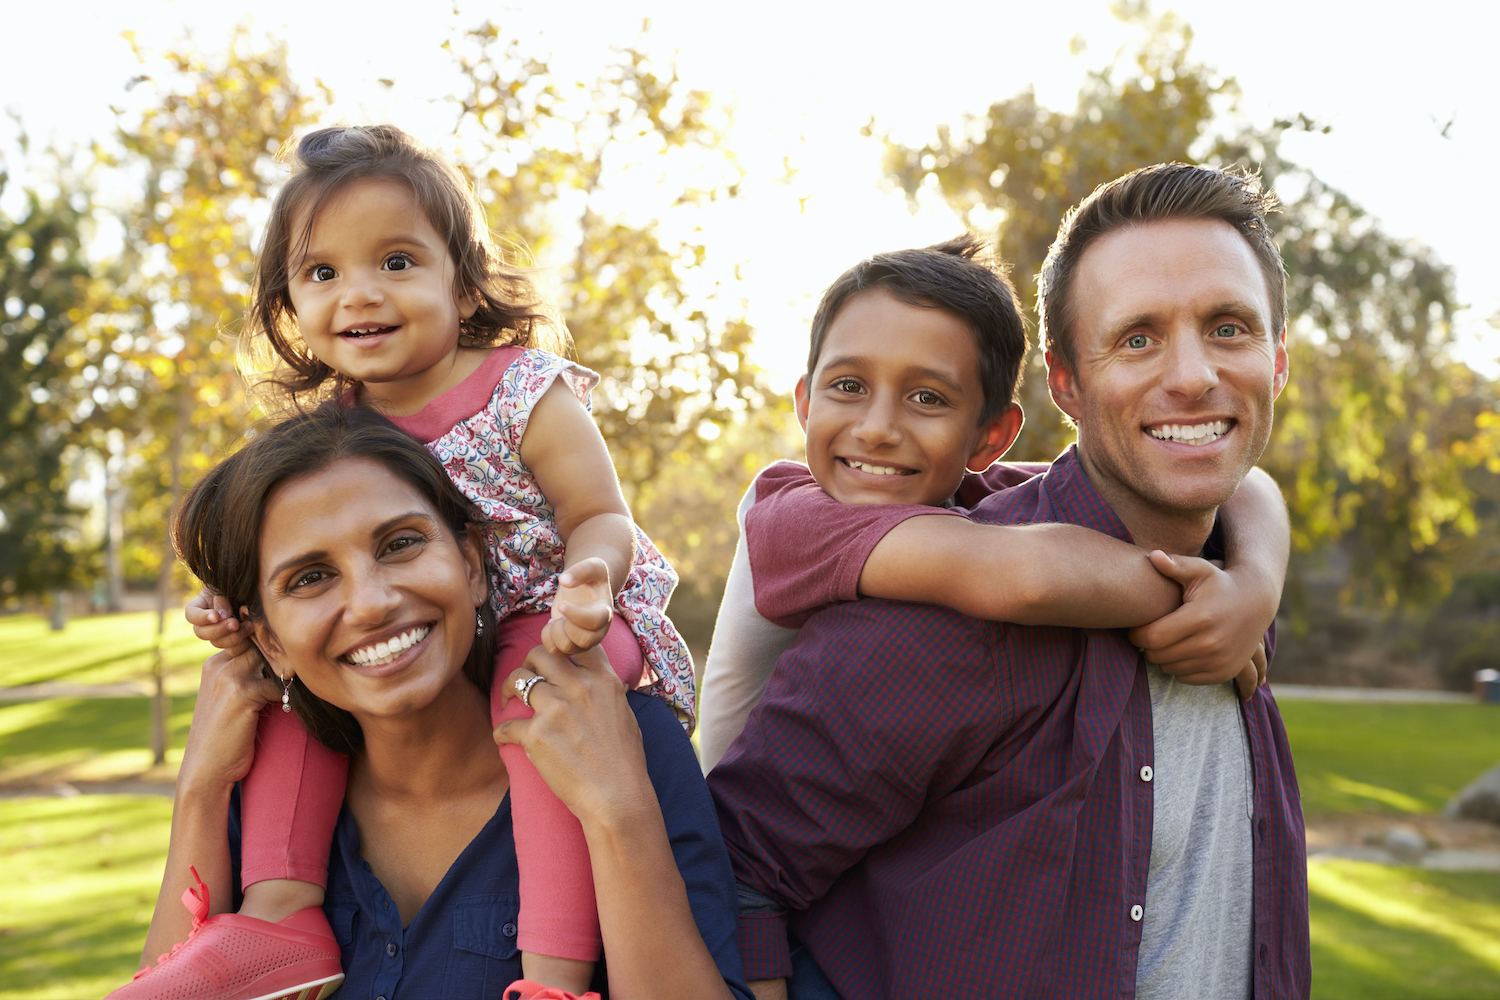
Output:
[[246, 124, 566, 408], [806, 234, 1029, 423], [174, 402, 498, 754]]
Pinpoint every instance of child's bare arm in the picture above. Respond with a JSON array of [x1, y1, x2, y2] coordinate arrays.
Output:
[[1128, 468, 1288, 686], [859, 517, 1181, 627], [521, 380, 637, 655]]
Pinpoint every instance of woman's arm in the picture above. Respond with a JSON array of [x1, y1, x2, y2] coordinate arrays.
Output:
[[494, 646, 739, 1000], [521, 380, 637, 654], [859, 517, 1182, 627], [138, 642, 280, 965]]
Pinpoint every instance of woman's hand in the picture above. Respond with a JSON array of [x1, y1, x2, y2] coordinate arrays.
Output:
[[179, 620, 284, 795], [493, 643, 652, 827]]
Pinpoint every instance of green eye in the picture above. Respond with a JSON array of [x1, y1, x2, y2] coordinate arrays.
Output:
[[1127, 334, 1150, 349], [1214, 324, 1238, 338]]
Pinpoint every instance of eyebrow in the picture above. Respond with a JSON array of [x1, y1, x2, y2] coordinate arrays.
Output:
[[819, 354, 968, 394], [265, 511, 438, 582]]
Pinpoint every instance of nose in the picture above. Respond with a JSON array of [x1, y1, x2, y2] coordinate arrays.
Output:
[[850, 392, 902, 448], [1159, 330, 1218, 400], [340, 267, 384, 309], [344, 560, 401, 627]]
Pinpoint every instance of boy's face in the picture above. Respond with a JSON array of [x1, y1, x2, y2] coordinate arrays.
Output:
[[796, 286, 1022, 506]]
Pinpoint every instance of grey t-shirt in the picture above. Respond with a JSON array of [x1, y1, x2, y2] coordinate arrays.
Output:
[[1134, 664, 1255, 1000]]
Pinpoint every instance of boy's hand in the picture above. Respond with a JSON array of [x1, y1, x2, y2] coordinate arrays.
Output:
[[542, 557, 613, 656], [1128, 551, 1271, 689], [185, 587, 257, 656]]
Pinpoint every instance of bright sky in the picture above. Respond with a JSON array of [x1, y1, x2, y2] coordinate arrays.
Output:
[[5, 0, 1498, 387]]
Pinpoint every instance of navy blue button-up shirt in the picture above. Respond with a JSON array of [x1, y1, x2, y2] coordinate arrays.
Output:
[[710, 447, 1310, 999], [231, 692, 751, 999]]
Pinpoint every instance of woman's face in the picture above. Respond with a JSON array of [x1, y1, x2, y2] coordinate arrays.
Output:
[[254, 457, 487, 721]]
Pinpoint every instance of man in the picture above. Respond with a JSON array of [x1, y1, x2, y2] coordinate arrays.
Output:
[[709, 163, 1310, 999]]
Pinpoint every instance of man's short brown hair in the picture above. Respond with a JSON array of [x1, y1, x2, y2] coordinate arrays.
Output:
[[1038, 163, 1285, 373]]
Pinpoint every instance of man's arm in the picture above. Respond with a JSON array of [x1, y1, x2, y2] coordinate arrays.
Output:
[[709, 600, 1004, 980]]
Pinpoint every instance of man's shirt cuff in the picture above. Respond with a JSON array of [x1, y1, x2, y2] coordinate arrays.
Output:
[[736, 909, 793, 980]]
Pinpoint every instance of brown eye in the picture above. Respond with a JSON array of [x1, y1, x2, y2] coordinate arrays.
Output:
[[384, 254, 412, 272], [311, 264, 336, 282]]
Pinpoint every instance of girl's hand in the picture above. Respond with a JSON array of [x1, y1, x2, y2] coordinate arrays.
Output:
[[493, 644, 651, 827], [185, 587, 257, 658], [1127, 551, 1271, 692], [542, 557, 614, 655], [178, 630, 283, 794]]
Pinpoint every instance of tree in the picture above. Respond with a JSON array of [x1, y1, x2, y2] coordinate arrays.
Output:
[[0, 152, 93, 603], [879, 0, 1500, 615], [448, 23, 787, 492]]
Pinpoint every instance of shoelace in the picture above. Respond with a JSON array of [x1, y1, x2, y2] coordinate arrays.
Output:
[[130, 866, 212, 981]]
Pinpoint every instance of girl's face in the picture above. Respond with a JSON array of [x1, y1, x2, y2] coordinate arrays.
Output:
[[254, 457, 488, 723], [286, 178, 479, 414]]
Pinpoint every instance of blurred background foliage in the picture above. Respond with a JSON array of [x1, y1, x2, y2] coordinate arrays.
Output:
[[1, 6, 1497, 688]]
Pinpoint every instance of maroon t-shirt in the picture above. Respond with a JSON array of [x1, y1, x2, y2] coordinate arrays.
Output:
[[744, 460, 1048, 628]]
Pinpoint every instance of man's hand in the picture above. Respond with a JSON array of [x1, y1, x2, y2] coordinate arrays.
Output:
[[1128, 551, 1269, 694], [542, 557, 614, 655]]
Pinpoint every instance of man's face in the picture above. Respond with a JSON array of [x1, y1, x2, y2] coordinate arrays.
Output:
[[1048, 217, 1288, 516], [796, 287, 1021, 506]]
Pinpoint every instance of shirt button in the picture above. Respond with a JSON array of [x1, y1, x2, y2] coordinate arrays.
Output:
[[386, 942, 397, 956], [502, 921, 518, 937], [1139, 765, 1154, 782], [1130, 904, 1144, 922]]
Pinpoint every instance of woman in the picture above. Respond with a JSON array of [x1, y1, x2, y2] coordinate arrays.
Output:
[[121, 403, 748, 999]]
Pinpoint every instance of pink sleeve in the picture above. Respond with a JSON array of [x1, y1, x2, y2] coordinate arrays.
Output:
[[743, 461, 965, 629]]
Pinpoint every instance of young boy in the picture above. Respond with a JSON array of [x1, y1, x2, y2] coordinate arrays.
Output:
[[698, 235, 1285, 772]]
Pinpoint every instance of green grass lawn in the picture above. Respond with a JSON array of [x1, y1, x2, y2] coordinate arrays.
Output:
[[0, 696, 197, 787], [0, 612, 212, 691], [1278, 700, 1500, 816], [0, 795, 173, 999], [1310, 861, 1500, 999]]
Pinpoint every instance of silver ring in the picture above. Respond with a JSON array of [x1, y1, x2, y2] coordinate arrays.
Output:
[[515, 674, 547, 709]]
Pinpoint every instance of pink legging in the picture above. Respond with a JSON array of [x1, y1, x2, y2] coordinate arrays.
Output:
[[239, 612, 644, 962]]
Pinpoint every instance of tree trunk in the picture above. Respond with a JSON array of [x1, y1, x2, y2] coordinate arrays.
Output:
[[151, 390, 188, 767]]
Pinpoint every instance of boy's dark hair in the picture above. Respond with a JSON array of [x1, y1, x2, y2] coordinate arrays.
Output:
[[174, 402, 497, 755], [806, 235, 1028, 422], [246, 124, 564, 406], [1039, 163, 1285, 373]]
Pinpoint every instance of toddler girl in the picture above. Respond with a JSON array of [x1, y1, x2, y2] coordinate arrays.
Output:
[[112, 125, 692, 1000]]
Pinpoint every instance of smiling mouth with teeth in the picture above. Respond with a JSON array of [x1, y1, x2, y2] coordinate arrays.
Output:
[[1147, 420, 1232, 446], [341, 325, 397, 338], [841, 458, 916, 477], [345, 624, 432, 666]]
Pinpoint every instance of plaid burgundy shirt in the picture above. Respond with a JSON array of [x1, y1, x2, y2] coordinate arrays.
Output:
[[708, 447, 1310, 999]]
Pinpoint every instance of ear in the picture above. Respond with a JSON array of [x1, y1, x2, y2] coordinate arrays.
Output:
[[794, 375, 811, 434], [462, 527, 489, 608], [1271, 324, 1289, 400], [967, 403, 1025, 472], [457, 284, 480, 322], [1046, 350, 1083, 423], [250, 610, 292, 680]]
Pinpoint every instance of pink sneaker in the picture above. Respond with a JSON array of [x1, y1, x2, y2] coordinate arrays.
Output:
[[107, 867, 345, 1000], [503, 980, 602, 1000]]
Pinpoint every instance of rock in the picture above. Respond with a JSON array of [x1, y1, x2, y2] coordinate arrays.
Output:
[[1383, 825, 1428, 863], [1447, 761, 1500, 825]]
